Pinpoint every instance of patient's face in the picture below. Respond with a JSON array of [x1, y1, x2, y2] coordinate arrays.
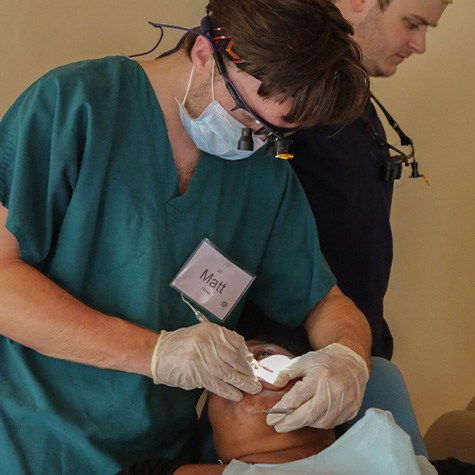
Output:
[[208, 340, 298, 460]]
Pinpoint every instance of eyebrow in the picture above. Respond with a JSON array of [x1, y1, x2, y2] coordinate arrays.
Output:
[[409, 14, 438, 28]]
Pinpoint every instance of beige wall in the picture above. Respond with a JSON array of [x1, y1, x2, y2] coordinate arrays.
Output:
[[0, 0, 473, 438], [373, 1, 475, 434], [0, 0, 207, 114]]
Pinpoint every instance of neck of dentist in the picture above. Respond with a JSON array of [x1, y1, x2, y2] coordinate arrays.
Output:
[[139, 48, 213, 195]]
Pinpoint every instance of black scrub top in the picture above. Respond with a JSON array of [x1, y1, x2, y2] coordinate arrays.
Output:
[[290, 102, 394, 359]]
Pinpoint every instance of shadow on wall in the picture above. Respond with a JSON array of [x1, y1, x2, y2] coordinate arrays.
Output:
[[424, 395, 475, 465]]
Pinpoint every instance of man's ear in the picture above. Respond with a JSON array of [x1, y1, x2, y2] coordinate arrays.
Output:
[[190, 35, 215, 74], [349, 0, 376, 13]]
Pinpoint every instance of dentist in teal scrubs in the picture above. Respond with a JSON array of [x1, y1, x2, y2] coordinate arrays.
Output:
[[0, 0, 372, 473]]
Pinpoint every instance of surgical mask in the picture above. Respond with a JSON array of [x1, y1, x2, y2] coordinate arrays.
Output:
[[177, 63, 266, 160]]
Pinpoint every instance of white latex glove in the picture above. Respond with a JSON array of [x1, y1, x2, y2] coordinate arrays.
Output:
[[151, 322, 262, 401], [267, 343, 369, 431]]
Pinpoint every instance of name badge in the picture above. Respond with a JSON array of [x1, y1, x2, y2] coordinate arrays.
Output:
[[170, 238, 255, 321]]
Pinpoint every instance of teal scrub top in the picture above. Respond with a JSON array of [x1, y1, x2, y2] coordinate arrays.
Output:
[[0, 56, 336, 474]]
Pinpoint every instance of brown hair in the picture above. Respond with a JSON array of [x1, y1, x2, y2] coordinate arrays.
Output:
[[183, 0, 369, 127]]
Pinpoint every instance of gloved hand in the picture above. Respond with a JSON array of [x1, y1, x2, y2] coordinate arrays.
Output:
[[267, 343, 369, 431], [151, 322, 262, 401]]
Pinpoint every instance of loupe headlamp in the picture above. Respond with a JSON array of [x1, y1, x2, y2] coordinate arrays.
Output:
[[364, 93, 428, 185], [144, 16, 295, 159], [264, 133, 295, 160], [236, 125, 294, 159]]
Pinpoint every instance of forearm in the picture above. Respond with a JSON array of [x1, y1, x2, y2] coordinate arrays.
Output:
[[0, 255, 158, 377], [304, 285, 372, 370]]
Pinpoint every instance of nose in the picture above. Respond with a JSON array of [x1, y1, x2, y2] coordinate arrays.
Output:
[[409, 29, 427, 55]]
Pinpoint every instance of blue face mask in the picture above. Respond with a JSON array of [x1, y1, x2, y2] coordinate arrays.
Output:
[[177, 63, 266, 160]]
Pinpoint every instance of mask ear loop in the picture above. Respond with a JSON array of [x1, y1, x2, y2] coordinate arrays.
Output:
[[211, 60, 216, 102], [180, 58, 216, 108], [181, 65, 195, 106]]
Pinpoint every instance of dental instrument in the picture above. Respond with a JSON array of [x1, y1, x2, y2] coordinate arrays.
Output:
[[253, 408, 295, 415], [181, 294, 209, 323]]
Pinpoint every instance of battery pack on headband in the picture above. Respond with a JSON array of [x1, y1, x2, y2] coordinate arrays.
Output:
[[200, 16, 244, 66]]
